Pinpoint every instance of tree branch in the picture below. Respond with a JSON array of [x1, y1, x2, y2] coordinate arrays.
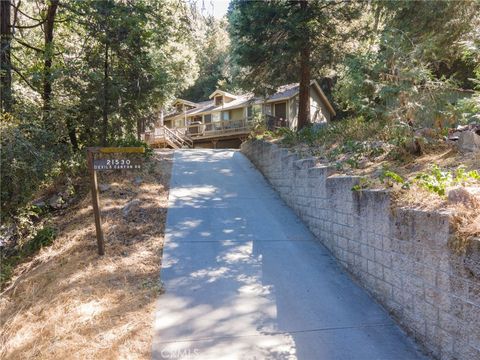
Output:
[[11, 65, 39, 92], [12, 0, 21, 28], [13, 37, 44, 52], [11, 18, 47, 29], [11, 0, 43, 22]]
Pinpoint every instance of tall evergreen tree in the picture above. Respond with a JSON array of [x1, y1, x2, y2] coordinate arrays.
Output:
[[228, 0, 362, 129]]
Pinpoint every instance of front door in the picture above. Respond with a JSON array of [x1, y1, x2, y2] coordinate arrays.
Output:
[[274, 102, 287, 120]]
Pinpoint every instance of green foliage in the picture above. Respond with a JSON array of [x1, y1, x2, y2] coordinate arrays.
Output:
[[279, 116, 388, 149], [22, 227, 56, 255], [228, 0, 363, 94], [113, 135, 154, 159], [415, 166, 452, 197], [181, 18, 233, 101], [335, 1, 479, 129], [1, 224, 56, 287], [455, 166, 480, 183], [446, 92, 480, 125], [0, 114, 65, 217], [352, 177, 373, 192], [380, 170, 404, 184], [2, 0, 199, 221], [378, 168, 411, 189], [415, 165, 480, 197]]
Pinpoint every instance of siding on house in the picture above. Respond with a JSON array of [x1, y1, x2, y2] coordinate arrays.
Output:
[[161, 81, 335, 131], [310, 87, 330, 123], [288, 97, 298, 129], [230, 108, 244, 121]]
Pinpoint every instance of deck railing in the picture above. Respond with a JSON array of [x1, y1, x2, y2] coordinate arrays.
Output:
[[177, 118, 254, 139], [143, 125, 193, 148], [142, 115, 288, 147]]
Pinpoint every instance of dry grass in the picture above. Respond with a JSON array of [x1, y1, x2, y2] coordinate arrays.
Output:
[[278, 132, 480, 250], [0, 150, 173, 360]]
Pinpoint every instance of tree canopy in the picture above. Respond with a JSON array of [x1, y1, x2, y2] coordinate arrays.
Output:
[[1, 0, 479, 217]]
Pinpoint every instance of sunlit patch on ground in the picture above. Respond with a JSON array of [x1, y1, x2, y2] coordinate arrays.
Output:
[[0, 150, 173, 360]]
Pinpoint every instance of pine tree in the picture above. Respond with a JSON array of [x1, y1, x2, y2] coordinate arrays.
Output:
[[228, 0, 362, 129]]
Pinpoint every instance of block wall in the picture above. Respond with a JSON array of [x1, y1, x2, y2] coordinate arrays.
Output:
[[241, 140, 480, 360]]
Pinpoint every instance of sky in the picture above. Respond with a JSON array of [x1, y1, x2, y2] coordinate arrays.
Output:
[[201, 0, 230, 19]]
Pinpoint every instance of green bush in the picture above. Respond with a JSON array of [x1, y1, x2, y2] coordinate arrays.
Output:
[[22, 226, 56, 254], [415, 165, 480, 197], [0, 114, 67, 218], [113, 134, 154, 158]]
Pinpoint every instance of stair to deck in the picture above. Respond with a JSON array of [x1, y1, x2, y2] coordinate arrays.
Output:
[[147, 126, 193, 149]]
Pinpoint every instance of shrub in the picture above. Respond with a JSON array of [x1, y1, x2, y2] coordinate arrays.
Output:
[[113, 134, 154, 158], [1, 225, 56, 287], [0, 114, 66, 218], [415, 165, 480, 197], [21, 226, 56, 254]]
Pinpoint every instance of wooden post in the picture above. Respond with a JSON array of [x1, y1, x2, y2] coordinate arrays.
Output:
[[87, 149, 105, 255]]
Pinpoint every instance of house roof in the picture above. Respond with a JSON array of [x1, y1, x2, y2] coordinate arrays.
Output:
[[208, 89, 238, 100], [264, 83, 300, 102], [311, 80, 336, 116], [172, 98, 197, 107], [165, 81, 335, 120]]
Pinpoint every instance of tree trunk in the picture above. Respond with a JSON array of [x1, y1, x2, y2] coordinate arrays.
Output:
[[42, 0, 59, 126], [1, 0, 12, 113], [66, 118, 79, 151], [136, 117, 142, 140], [101, 41, 109, 146], [297, 0, 310, 130]]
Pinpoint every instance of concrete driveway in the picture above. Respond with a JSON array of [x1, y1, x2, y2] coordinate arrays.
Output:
[[152, 149, 428, 360]]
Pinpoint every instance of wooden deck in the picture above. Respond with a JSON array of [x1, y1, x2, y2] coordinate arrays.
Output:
[[142, 118, 254, 149]]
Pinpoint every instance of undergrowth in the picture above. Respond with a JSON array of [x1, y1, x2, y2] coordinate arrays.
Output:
[[1, 225, 56, 287]]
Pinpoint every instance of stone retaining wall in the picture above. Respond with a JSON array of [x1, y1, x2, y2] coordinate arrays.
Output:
[[241, 139, 480, 360]]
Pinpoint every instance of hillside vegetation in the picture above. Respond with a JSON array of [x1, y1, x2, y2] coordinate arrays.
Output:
[[1, 152, 172, 359]]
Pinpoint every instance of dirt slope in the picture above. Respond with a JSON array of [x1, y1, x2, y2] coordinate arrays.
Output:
[[0, 150, 173, 360]]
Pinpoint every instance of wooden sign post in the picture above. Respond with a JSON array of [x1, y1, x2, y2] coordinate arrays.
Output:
[[87, 147, 145, 255]]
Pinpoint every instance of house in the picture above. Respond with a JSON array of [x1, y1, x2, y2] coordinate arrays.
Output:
[[143, 80, 335, 148]]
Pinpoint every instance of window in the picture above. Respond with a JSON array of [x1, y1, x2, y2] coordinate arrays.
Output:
[[222, 111, 230, 121], [204, 114, 212, 123], [264, 104, 272, 115], [176, 104, 183, 112], [215, 96, 223, 106]]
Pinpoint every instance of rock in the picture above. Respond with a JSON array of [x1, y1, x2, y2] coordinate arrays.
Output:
[[357, 159, 369, 169], [32, 199, 46, 208], [99, 184, 111, 192], [448, 131, 462, 141], [48, 194, 64, 209], [447, 186, 480, 206], [0, 224, 16, 249], [122, 199, 141, 217], [133, 176, 143, 186], [457, 131, 480, 152], [465, 237, 480, 278]]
